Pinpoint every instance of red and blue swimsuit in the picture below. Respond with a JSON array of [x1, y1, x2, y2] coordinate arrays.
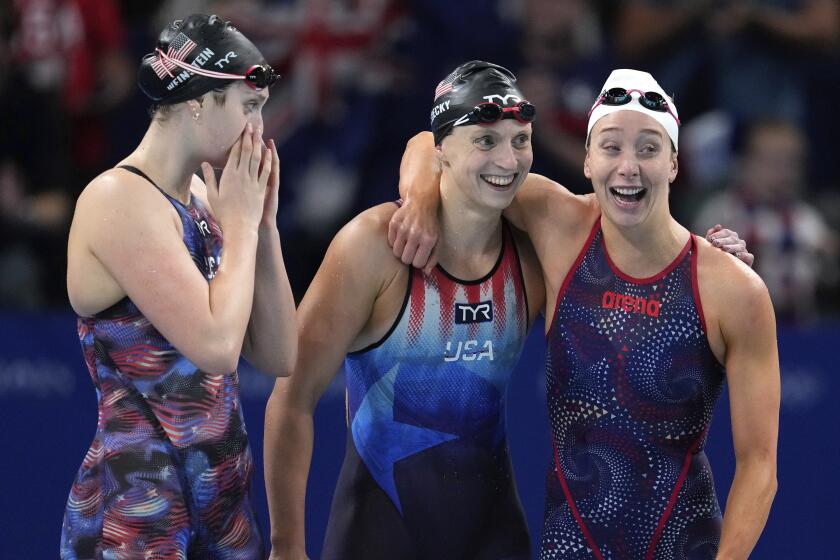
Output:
[[542, 218, 725, 560]]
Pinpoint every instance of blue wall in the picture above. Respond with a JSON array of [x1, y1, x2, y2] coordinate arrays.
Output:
[[1, 313, 835, 558]]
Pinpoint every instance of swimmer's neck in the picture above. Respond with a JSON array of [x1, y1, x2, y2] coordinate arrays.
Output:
[[601, 214, 690, 277], [437, 178, 504, 269], [119, 120, 201, 204]]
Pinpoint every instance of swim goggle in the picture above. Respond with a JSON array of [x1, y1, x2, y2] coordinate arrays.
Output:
[[453, 101, 536, 127], [588, 88, 680, 126], [154, 48, 279, 90]]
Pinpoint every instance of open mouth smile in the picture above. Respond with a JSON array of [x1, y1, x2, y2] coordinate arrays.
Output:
[[609, 186, 647, 205], [481, 173, 517, 189]]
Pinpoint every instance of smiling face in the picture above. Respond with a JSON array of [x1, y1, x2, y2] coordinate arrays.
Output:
[[199, 81, 269, 167], [439, 119, 533, 212], [584, 110, 678, 229]]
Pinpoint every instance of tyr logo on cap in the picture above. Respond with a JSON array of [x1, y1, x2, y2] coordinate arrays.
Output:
[[214, 51, 238, 69], [482, 93, 522, 106]]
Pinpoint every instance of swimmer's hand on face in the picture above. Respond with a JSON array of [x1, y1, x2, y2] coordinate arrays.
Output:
[[706, 224, 754, 268], [259, 139, 281, 228], [201, 122, 272, 232]]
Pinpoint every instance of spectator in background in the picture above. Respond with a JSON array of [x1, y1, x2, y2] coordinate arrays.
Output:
[[708, 0, 839, 126], [613, 0, 839, 125], [62, 0, 134, 185], [693, 118, 839, 323], [514, 0, 612, 194], [0, 0, 132, 308], [203, 0, 415, 298], [1, 0, 75, 307]]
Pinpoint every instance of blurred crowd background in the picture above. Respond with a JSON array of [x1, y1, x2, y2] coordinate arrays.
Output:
[[2, 2, 839, 557], [1, 0, 839, 322]]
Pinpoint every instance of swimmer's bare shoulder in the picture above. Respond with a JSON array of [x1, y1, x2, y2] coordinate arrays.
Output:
[[67, 167, 185, 317], [298, 201, 408, 354]]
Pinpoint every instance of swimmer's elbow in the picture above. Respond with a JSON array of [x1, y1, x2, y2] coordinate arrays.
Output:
[[735, 454, 778, 505], [199, 356, 240, 375], [256, 356, 295, 378], [189, 340, 243, 375], [188, 335, 297, 377], [273, 347, 298, 378], [272, 352, 297, 378], [243, 339, 297, 378]]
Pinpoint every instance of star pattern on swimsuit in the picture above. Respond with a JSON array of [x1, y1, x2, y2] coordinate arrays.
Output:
[[350, 363, 458, 513]]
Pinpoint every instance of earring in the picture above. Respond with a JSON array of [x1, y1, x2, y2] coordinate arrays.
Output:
[[193, 111, 200, 121]]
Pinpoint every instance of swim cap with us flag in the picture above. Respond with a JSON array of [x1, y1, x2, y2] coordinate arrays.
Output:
[[430, 61, 532, 145], [138, 14, 276, 106]]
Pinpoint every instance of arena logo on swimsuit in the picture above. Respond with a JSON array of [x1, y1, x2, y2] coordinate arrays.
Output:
[[601, 290, 661, 318], [444, 340, 494, 362]]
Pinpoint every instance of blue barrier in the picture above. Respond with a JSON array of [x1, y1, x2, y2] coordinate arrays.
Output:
[[0, 312, 835, 558]]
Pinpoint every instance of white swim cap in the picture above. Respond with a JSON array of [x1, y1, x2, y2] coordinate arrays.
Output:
[[587, 69, 680, 151]]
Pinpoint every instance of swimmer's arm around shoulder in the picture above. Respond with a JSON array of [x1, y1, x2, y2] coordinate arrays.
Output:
[[504, 173, 595, 236], [388, 132, 598, 273], [265, 209, 391, 559], [389, 131, 441, 272]]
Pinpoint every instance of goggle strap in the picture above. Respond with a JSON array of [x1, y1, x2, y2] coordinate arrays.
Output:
[[155, 48, 248, 81], [452, 113, 471, 126]]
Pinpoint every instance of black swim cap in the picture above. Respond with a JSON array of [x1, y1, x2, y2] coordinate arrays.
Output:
[[138, 14, 272, 105], [430, 60, 531, 145]]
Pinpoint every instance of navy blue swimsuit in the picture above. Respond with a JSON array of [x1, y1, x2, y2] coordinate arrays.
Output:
[[541, 218, 725, 560]]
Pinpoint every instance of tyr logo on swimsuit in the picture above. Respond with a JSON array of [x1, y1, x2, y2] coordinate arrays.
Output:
[[455, 301, 493, 324]]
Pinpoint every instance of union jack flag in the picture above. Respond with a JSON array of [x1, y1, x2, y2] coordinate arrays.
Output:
[[151, 32, 197, 79], [434, 72, 458, 100]]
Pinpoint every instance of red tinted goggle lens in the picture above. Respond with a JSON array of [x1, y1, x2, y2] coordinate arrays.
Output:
[[472, 101, 536, 124], [244, 64, 279, 90]]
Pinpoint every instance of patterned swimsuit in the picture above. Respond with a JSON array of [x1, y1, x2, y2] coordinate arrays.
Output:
[[541, 218, 725, 560], [60, 166, 263, 560]]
